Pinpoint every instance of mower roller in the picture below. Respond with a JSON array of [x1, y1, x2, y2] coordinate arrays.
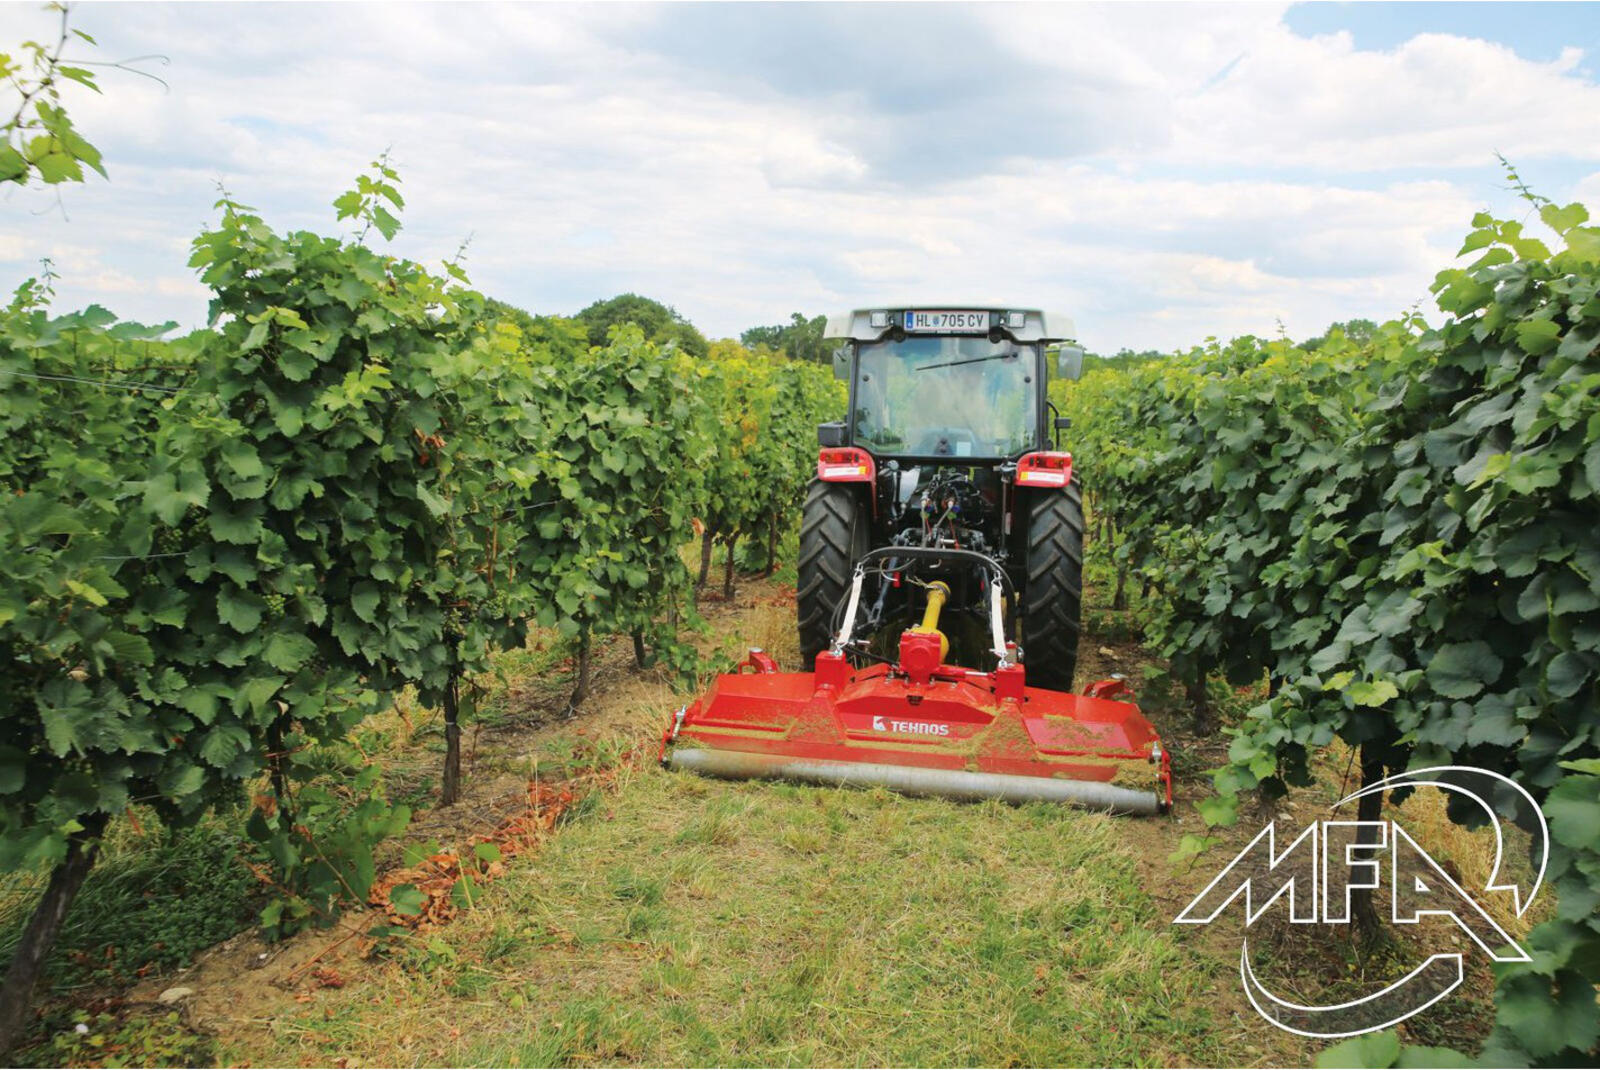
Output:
[[660, 307, 1171, 814]]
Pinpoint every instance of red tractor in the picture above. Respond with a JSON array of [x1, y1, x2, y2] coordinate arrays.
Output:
[[662, 307, 1169, 813]]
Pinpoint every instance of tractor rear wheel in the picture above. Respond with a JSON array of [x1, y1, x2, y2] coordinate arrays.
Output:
[[798, 480, 868, 668], [1021, 484, 1084, 692]]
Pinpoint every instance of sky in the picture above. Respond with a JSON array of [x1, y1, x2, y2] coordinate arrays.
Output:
[[4, 1, 1600, 353]]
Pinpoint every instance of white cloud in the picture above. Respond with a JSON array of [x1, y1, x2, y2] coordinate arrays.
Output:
[[3, 2, 1597, 352], [1172, 30, 1600, 170]]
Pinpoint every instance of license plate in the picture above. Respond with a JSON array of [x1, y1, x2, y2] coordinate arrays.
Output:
[[903, 309, 990, 332]]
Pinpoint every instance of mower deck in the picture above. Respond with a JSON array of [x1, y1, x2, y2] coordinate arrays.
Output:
[[661, 650, 1171, 814]]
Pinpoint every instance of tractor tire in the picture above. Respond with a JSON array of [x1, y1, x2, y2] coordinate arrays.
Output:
[[798, 479, 869, 668], [1021, 483, 1084, 693]]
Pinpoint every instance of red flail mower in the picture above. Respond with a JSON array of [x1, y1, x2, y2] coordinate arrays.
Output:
[[660, 307, 1171, 814]]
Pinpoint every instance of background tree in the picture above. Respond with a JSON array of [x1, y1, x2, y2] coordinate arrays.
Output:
[[1086, 346, 1164, 372], [741, 312, 829, 364], [573, 293, 708, 358], [1301, 317, 1378, 351]]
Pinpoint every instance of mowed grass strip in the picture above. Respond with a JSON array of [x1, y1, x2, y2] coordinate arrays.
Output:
[[233, 753, 1243, 1068]]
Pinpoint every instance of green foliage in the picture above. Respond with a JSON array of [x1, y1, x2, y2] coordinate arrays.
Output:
[[740, 312, 830, 364], [331, 151, 404, 242], [482, 298, 587, 360], [1084, 347, 1167, 374], [1314, 1028, 1470, 1067], [246, 732, 411, 935], [694, 340, 845, 558], [1073, 191, 1600, 1063], [498, 325, 716, 657], [1, 160, 498, 934], [1315, 1028, 1401, 1068], [135, 172, 493, 865], [16, 1008, 213, 1069], [0, 143, 918, 1051], [1, 5, 105, 188], [0, 287, 206, 870], [1, 152, 849, 941], [573, 293, 708, 359]]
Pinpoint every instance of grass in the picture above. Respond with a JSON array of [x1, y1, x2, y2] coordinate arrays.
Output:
[[226, 748, 1261, 1068]]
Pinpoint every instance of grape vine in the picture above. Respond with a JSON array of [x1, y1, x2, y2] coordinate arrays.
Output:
[[0, 161, 845, 1048], [1063, 193, 1600, 1064]]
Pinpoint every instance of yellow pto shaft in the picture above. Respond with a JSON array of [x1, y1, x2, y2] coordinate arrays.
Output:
[[910, 581, 951, 661]]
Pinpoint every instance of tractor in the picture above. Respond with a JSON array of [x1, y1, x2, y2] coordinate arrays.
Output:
[[800, 306, 1086, 692], [661, 307, 1169, 813]]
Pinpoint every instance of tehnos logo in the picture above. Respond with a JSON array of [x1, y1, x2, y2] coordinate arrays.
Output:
[[870, 715, 950, 737]]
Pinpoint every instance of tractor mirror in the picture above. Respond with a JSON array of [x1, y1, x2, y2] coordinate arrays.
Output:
[[818, 422, 847, 448], [1056, 345, 1085, 381], [832, 346, 850, 381]]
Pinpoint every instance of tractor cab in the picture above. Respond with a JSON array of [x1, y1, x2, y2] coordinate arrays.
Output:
[[851, 333, 1037, 459], [819, 307, 1083, 464]]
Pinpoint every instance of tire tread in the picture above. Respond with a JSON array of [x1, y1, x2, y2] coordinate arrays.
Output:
[[797, 481, 865, 667], [1021, 483, 1085, 692]]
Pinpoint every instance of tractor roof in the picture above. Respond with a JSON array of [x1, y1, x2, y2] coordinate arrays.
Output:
[[823, 306, 1074, 344]]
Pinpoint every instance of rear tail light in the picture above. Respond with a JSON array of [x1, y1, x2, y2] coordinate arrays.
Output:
[[1015, 451, 1073, 488], [818, 447, 875, 483]]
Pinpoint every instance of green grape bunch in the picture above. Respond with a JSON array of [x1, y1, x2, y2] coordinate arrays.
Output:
[[155, 526, 185, 555]]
